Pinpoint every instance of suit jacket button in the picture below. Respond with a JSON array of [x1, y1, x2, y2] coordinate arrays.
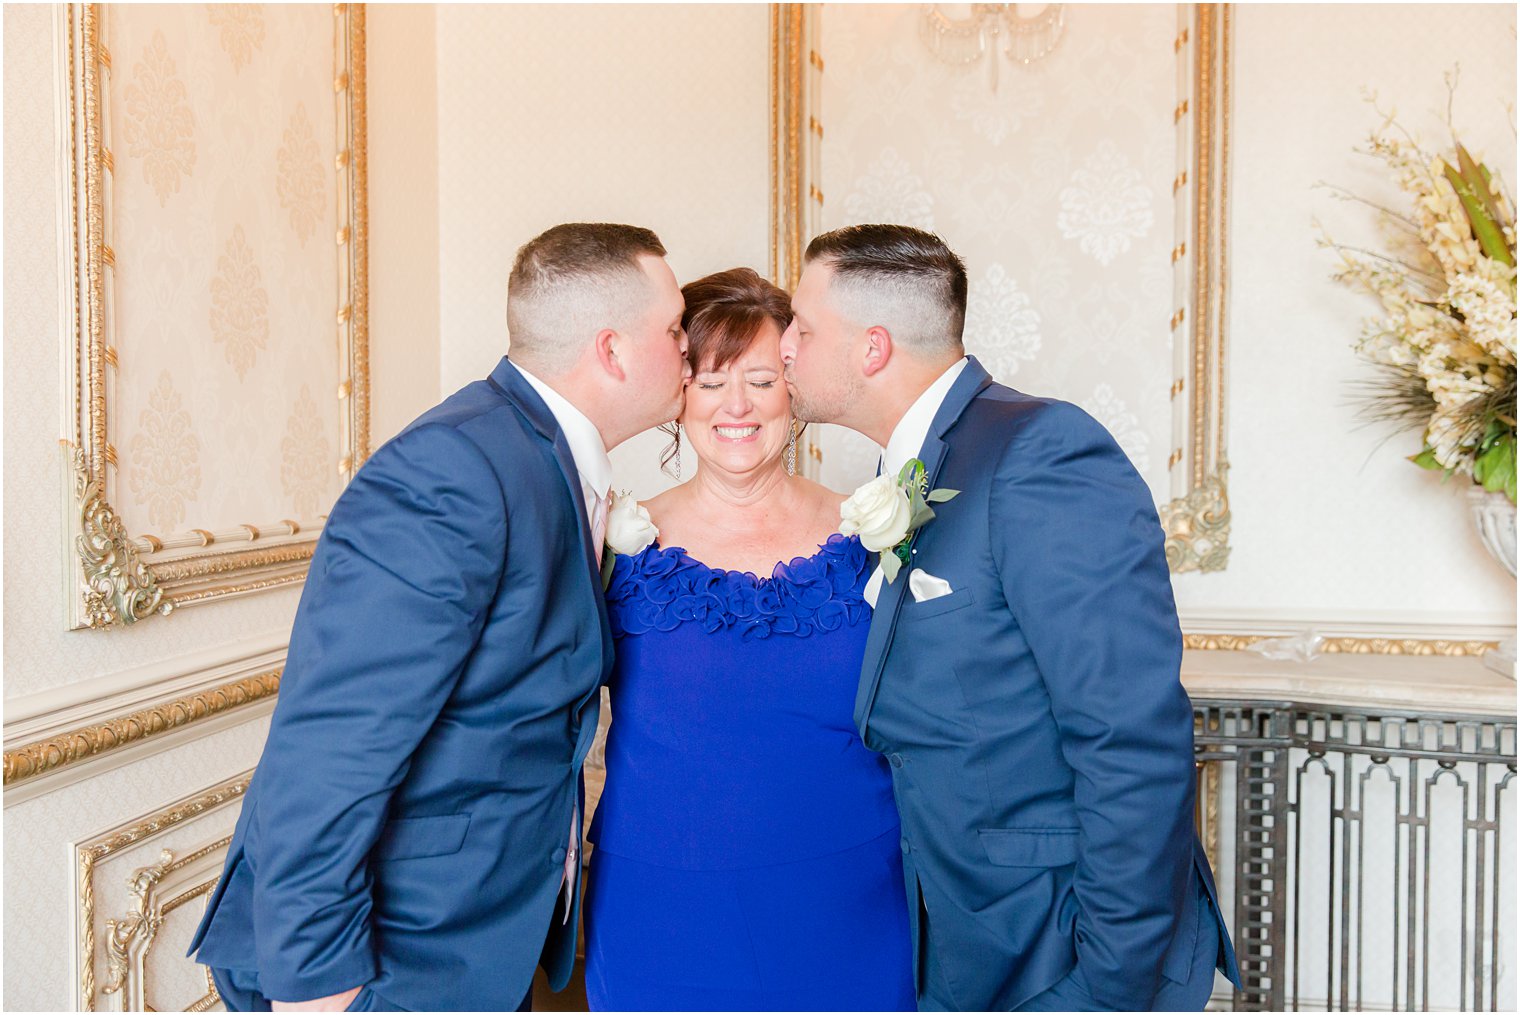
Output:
[[889, 753, 904, 768], [552, 847, 567, 864], [900, 837, 911, 854]]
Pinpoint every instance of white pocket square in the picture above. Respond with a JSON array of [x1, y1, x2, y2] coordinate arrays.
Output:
[[909, 569, 954, 603]]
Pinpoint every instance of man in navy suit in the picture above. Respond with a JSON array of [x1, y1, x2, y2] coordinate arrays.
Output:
[[190, 223, 691, 1011], [779, 224, 1241, 1011]]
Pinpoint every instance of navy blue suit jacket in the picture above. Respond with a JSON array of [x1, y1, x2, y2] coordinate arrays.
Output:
[[857, 358, 1241, 1010], [189, 358, 609, 1011]]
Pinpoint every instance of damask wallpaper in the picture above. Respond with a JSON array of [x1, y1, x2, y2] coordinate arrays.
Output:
[[105, 4, 343, 541], [811, 5, 1177, 500]]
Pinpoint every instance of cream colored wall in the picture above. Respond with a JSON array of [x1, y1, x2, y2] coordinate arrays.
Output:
[[1170, 3, 1517, 635], [369, 4, 442, 444], [434, 3, 772, 499], [2, 5, 442, 1010]]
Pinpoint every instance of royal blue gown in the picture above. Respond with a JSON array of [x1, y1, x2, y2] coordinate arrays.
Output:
[[584, 534, 915, 1012]]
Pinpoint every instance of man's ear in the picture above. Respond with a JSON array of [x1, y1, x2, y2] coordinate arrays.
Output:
[[862, 325, 893, 378], [595, 328, 626, 382]]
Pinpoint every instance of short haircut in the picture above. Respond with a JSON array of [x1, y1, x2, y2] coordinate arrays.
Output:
[[506, 223, 668, 374], [803, 224, 967, 354], [681, 267, 793, 373]]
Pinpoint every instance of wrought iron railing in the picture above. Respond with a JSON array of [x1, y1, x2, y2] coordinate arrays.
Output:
[[1194, 700, 1516, 1011]]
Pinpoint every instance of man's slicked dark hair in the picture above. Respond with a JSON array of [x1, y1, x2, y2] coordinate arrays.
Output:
[[803, 224, 968, 344]]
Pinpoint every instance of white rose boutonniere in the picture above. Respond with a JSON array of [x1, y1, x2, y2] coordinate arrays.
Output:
[[602, 490, 659, 588], [840, 459, 958, 584]]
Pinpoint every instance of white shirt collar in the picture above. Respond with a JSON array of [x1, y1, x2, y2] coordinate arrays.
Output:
[[881, 357, 970, 479], [514, 363, 613, 508]]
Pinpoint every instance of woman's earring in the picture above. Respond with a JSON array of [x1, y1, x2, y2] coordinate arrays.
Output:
[[786, 420, 798, 477], [661, 423, 682, 480]]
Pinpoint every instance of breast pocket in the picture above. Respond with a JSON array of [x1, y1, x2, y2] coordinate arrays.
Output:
[[901, 585, 976, 623]]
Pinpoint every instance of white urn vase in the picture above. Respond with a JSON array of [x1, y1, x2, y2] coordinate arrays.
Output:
[[1468, 486, 1517, 677]]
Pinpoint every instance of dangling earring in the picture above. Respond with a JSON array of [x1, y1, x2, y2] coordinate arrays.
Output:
[[786, 420, 798, 477], [662, 423, 682, 480]]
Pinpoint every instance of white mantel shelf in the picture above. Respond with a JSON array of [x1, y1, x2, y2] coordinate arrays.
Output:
[[1181, 649, 1518, 719]]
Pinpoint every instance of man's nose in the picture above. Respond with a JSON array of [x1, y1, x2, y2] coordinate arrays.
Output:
[[779, 323, 797, 363]]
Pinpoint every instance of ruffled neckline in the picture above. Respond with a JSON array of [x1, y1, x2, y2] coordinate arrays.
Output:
[[605, 533, 871, 640]]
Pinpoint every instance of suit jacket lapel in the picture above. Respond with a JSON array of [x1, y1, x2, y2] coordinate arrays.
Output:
[[855, 358, 994, 738], [489, 358, 613, 682]]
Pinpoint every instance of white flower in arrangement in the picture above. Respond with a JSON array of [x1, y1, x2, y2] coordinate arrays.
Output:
[[840, 473, 913, 554], [1320, 93, 1516, 503], [604, 491, 658, 557]]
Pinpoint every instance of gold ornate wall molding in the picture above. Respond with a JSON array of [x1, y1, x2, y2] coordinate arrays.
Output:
[[101, 841, 226, 1012], [1162, 3, 1234, 573], [1183, 633, 1498, 656], [4, 670, 280, 789], [59, 4, 370, 629], [74, 774, 249, 1011]]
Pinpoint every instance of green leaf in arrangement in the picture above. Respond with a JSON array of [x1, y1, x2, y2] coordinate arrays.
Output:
[[1410, 446, 1444, 471], [1475, 434, 1516, 499], [880, 547, 903, 584], [1456, 144, 1509, 233], [926, 489, 960, 503], [1442, 160, 1516, 266]]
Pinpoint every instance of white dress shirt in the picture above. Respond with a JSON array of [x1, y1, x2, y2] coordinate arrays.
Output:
[[515, 364, 613, 534], [881, 357, 970, 479], [864, 357, 969, 608], [514, 363, 610, 922]]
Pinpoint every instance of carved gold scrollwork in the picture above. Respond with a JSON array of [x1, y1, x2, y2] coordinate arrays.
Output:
[[3, 669, 282, 786], [102, 849, 174, 999], [1161, 462, 1231, 573], [73, 446, 170, 627], [77, 779, 248, 1010]]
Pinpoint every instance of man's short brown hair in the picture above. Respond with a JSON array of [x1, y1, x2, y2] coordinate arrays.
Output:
[[506, 223, 667, 373], [804, 224, 967, 351]]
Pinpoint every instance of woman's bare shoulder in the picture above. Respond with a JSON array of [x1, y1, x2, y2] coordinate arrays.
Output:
[[640, 484, 688, 533]]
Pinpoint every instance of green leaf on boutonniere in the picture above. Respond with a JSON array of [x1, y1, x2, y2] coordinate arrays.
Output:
[[880, 547, 903, 584], [600, 549, 617, 590], [927, 489, 960, 503]]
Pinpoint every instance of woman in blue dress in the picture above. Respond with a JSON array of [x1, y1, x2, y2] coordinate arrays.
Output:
[[583, 268, 914, 1011]]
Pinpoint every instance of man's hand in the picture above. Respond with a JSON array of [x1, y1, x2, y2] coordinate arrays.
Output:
[[271, 986, 362, 1012]]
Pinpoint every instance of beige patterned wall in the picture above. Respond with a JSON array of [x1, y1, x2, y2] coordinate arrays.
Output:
[[434, 4, 772, 500], [811, 5, 1177, 502], [105, 4, 343, 542]]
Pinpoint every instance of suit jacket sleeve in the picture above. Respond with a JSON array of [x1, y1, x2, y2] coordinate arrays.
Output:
[[250, 423, 508, 1002], [988, 400, 1195, 1010]]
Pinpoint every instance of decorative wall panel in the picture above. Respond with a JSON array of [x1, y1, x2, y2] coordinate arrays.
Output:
[[61, 3, 369, 628], [772, 3, 1234, 572], [72, 773, 248, 1011]]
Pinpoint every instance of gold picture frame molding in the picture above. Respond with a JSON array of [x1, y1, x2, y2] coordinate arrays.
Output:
[[61, 4, 371, 629], [74, 773, 250, 1011], [768, 3, 1235, 573]]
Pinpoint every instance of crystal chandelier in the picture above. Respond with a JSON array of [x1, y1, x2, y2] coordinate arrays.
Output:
[[920, 4, 1067, 91]]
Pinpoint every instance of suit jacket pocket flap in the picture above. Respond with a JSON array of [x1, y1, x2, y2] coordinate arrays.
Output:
[[375, 813, 471, 861], [979, 827, 1080, 867]]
